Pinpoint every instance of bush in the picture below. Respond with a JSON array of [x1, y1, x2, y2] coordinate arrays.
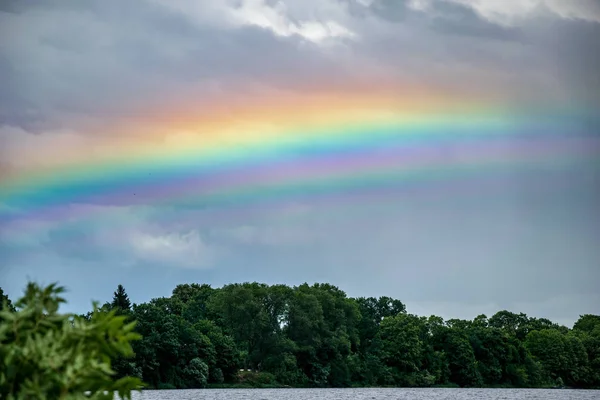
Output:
[[210, 368, 224, 384], [182, 358, 209, 388], [156, 383, 176, 390], [0, 283, 143, 399], [237, 370, 277, 387]]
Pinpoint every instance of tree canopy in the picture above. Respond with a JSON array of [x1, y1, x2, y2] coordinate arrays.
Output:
[[111, 285, 132, 314], [0, 287, 15, 313], [3, 281, 599, 394], [90, 282, 600, 389]]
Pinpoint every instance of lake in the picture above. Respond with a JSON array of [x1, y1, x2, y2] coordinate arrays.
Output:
[[130, 388, 600, 400]]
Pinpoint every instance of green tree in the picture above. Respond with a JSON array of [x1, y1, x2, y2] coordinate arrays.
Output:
[[284, 284, 360, 387], [285, 285, 325, 385], [194, 320, 240, 382], [429, 321, 482, 387], [574, 315, 600, 334], [61, 280, 600, 390], [0, 287, 15, 312], [182, 358, 209, 388], [575, 321, 600, 387], [129, 296, 225, 389], [208, 283, 273, 370], [111, 284, 132, 313], [489, 310, 530, 340], [380, 313, 427, 385], [525, 328, 590, 387], [172, 283, 216, 322], [108, 285, 138, 380], [0, 283, 142, 399]]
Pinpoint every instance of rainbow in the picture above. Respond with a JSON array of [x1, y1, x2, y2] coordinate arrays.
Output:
[[1, 99, 598, 227]]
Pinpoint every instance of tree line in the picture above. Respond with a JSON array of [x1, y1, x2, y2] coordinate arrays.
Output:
[[2, 283, 600, 390]]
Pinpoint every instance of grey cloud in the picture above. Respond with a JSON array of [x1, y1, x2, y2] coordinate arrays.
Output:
[[368, 0, 412, 22], [364, 0, 522, 41], [1, 162, 599, 323], [43, 226, 102, 261], [426, 1, 523, 41], [1, 0, 599, 135], [525, 15, 600, 106], [1, 0, 599, 324], [351, 1, 599, 105], [0, 204, 223, 272], [0, 56, 46, 131], [199, 162, 600, 316], [0, 0, 349, 132]]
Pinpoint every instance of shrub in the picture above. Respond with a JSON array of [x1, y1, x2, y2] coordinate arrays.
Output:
[[182, 358, 209, 388], [0, 283, 143, 399], [237, 370, 277, 387]]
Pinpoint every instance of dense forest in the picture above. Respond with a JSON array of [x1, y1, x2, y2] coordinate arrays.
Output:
[[2, 283, 600, 390]]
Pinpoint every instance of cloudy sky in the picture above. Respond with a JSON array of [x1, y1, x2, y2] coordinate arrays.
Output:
[[1, 0, 599, 326]]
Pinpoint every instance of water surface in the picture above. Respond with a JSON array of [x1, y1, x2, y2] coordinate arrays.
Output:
[[131, 388, 600, 400]]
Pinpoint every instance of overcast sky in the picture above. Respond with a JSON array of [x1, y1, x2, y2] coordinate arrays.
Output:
[[1, 0, 599, 326]]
